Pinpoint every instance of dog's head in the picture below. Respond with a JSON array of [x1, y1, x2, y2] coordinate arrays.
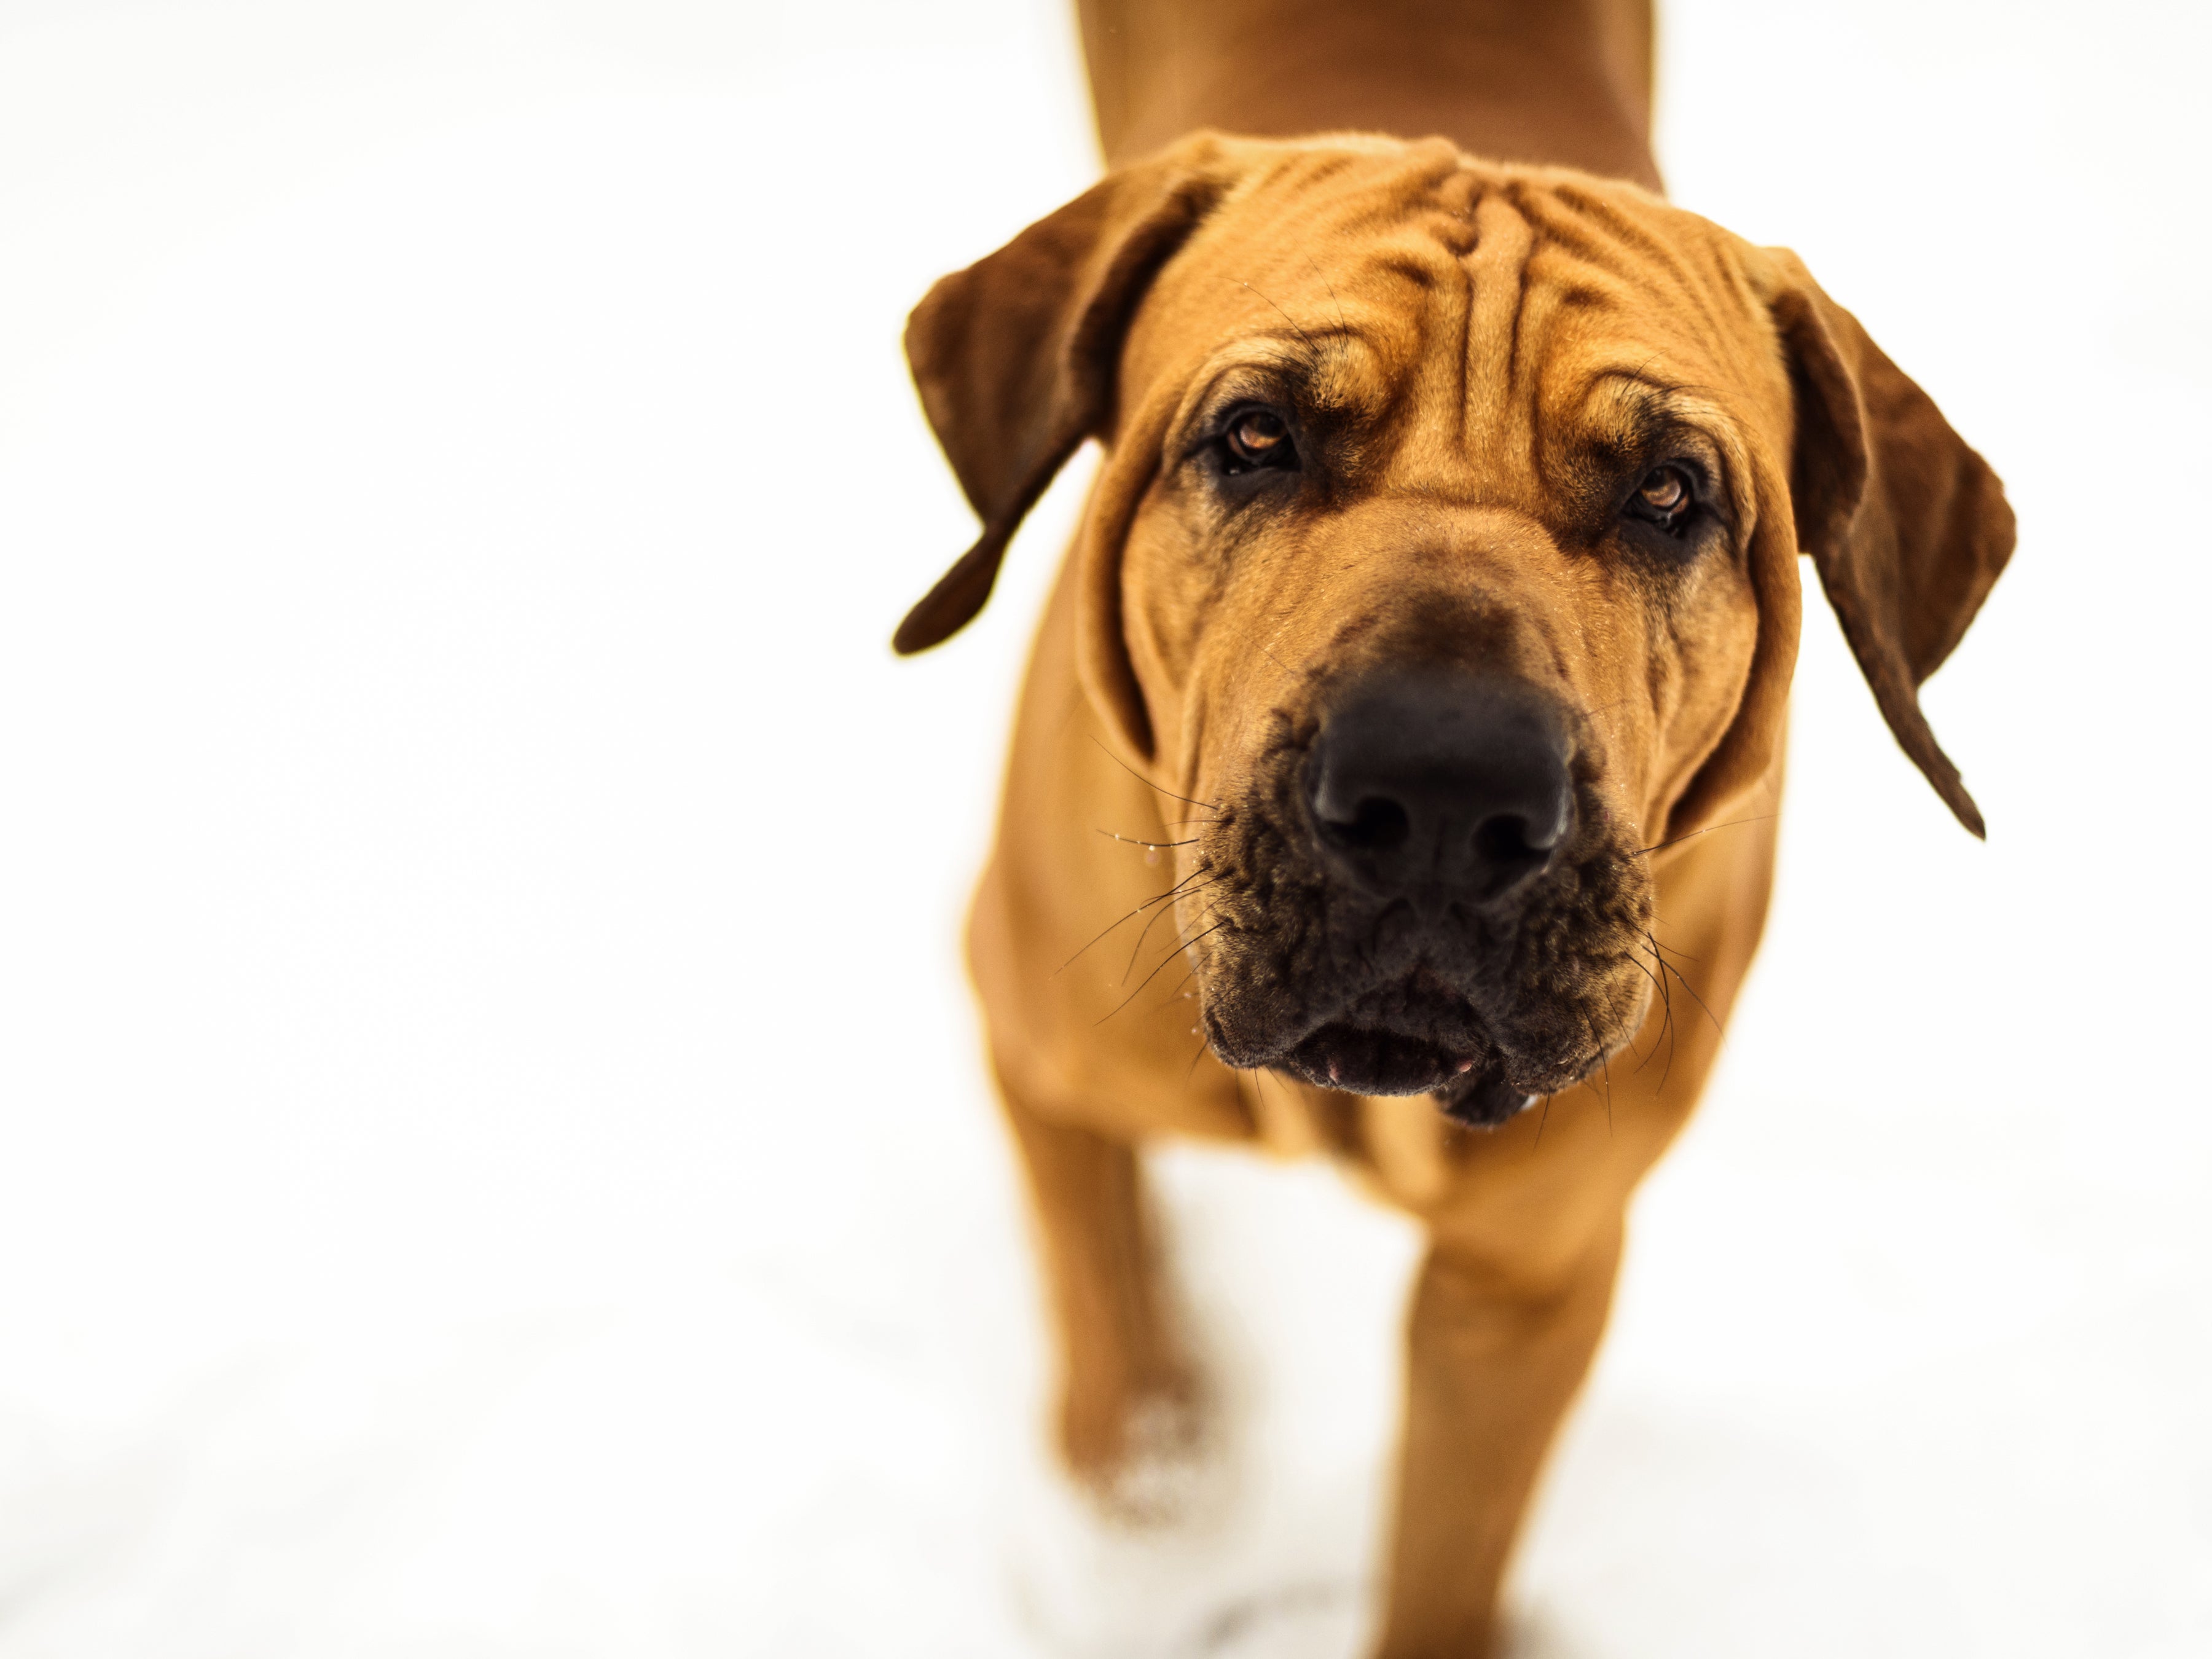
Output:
[[898, 135, 2012, 1123]]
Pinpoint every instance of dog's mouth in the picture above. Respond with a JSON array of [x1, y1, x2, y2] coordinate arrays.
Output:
[[1279, 1022, 1537, 1125], [1282, 1022, 1472, 1096], [1241, 970, 1540, 1125], [1191, 720, 1655, 1132]]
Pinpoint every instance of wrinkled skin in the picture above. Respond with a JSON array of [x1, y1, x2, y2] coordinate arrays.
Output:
[[1100, 149, 1783, 1112], [904, 132, 2007, 1658]]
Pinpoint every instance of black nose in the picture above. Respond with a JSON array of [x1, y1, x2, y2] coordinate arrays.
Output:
[[1305, 672, 1575, 909]]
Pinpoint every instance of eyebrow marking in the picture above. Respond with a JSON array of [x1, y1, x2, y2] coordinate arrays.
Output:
[[1585, 373, 1719, 453]]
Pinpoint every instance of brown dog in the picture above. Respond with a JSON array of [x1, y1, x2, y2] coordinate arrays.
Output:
[[895, 4, 2012, 1652]]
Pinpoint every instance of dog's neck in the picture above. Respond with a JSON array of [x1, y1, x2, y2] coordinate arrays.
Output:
[[1076, 0, 1660, 192]]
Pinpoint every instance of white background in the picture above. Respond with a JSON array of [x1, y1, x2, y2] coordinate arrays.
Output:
[[0, 1, 2206, 1654]]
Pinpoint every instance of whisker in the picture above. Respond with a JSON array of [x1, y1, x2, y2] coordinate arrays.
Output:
[[1626, 814, 1776, 860], [1619, 953, 1668, 1078], [1653, 943, 1722, 1035], [1095, 829, 1200, 850], [1304, 254, 1349, 334], [1089, 735, 1219, 815], [1641, 930, 1680, 1091], [1602, 1047, 1615, 1132], [1584, 1031, 1614, 1135], [1054, 867, 1213, 975], [1146, 965, 1201, 1017], [1095, 918, 1227, 1024], [1646, 932, 1702, 964], [1255, 1064, 1288, 1117], [1121, 879, 1222, 983], [1236, 278, 1319, 359]]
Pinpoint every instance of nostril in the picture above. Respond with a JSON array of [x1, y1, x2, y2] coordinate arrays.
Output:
[[1472, 813, 1545, 868], [1306, 673, 1575, 900], [1322, 795, 1411, 852]]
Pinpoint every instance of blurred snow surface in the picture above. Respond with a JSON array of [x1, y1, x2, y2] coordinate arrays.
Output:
[[0, 1, 2207, 1654]]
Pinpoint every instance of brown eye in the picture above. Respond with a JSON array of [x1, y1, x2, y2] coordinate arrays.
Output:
[[1222, 407, 1295, 471], [1628, 465, 1693, 528]]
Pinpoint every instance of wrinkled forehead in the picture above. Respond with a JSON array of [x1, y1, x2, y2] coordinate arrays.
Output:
[[1124, 149, 1787, 444]]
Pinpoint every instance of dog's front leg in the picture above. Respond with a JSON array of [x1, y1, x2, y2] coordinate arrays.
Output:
[[1374, 1221, 1626, 1658], [995, 1072, 1201, 1518]]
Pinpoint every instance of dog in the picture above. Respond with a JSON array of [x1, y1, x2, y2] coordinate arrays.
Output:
[[894, 2, 2012, 1652]]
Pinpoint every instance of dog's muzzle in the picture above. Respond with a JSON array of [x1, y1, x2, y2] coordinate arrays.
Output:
[[1261, 670, 1577, 1119]]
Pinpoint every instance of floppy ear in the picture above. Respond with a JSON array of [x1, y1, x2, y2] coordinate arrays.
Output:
[[893, 136, 1237, 655], [1762, 249, 2015, 836]]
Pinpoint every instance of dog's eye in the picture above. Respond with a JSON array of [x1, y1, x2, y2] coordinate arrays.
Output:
[[1625, 465, 1694, 531], [1222, 408, 1296, 473]]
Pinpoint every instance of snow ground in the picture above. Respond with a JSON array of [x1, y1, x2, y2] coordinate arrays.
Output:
[[0, 1, 2206, 1653]]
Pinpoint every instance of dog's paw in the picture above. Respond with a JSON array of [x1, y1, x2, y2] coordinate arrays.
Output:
[[1084, 1384, 1218, 1526]]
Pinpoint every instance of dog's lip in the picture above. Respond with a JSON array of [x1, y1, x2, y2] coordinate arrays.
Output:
[[1216, 963, 1502, 1097], [1432, 1065, 1540, 1128], [1279, 1021, 1479, 1097]]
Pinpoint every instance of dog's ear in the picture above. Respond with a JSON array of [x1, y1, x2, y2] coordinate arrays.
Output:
[[893, 137, 1237, 655], [1761, 249, 2015, 836]]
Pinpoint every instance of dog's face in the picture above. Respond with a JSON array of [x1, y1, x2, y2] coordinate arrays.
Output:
[[1109, 155, 1782, 1116], [898, 136, 2010, 1124]]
